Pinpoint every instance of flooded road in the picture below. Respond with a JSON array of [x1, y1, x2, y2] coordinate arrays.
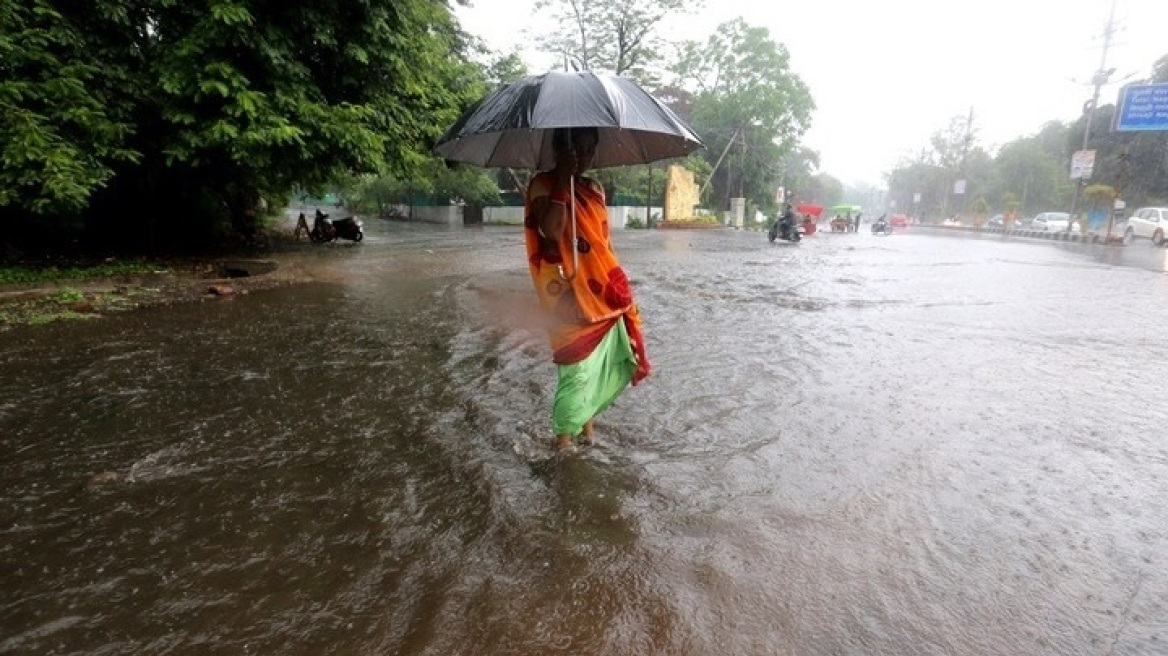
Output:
[[2, 222, 1167, 655]]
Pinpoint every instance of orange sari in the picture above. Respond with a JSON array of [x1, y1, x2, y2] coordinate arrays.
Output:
[[524, 171, 650, 384]]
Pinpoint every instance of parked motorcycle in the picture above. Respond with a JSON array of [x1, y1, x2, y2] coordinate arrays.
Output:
[[310, 210, 364, 243], [768, 216, 802, 243]]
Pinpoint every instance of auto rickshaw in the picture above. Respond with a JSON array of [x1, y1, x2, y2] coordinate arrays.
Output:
[[828, 205, 863, 232]]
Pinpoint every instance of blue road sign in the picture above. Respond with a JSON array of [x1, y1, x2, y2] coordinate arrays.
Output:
[[1114, 83, 1168, 132]]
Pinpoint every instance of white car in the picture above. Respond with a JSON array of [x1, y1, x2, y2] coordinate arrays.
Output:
[[1122, 207, 1168, 245], [1031, 212, 1075, 232]]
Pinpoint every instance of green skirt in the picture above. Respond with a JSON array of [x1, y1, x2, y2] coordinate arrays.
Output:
[[552, 320, 637, 436]]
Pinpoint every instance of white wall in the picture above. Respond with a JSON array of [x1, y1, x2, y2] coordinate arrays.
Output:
[[470, 205, 664, 229], [411, 205, 463, 225], [483, 206, 525, 225], [608, 206, 662, 229]]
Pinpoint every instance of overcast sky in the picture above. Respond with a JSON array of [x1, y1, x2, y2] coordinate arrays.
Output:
[[454, 0, 1168, 188]]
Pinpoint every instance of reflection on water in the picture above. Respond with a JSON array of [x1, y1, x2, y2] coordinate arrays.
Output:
[[1, 223, 1166, 654]]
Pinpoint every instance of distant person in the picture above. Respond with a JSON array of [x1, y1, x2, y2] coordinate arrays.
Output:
[[854, 212, 862, 232]]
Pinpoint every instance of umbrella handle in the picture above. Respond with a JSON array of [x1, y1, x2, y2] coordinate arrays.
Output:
[[556, 177, 579, 282]]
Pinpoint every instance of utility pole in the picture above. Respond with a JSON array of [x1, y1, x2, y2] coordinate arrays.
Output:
[[944, 107, 974, 220], [1068, 0, 1119, 228], [645, 163, 652, 227], [737, 127, 748, 199], [700, 126, 742, 197], [959, 106, 973, 220]]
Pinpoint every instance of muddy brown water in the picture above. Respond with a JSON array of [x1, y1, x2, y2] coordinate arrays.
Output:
[[2, 222, 1166, 655]]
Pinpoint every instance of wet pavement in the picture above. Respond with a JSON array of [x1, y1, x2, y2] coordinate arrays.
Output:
[[2, 221, 1166, 654]]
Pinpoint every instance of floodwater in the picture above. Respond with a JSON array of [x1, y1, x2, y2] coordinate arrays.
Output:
[[2, 221, 1167, 655]]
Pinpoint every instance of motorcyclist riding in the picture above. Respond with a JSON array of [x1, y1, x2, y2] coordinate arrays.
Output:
[[778, 204, 797, 240]]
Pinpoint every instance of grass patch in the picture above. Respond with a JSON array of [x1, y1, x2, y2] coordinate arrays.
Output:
[[0, 262, 164, 285], [0, 282, 162, 330], [54, 288, 86, 304], [26, 310, 95, 326]]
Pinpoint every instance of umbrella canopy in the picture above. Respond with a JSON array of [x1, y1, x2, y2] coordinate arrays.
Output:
[[795, 203, 824, 218], [433, 71, 703, 170]]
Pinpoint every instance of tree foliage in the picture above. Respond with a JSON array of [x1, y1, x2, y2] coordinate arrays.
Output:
[[778, 147, 822, 204], [1082, 184, 1116, 208], [1, 0, 484, 250], [992, 122, 1075, 214], [0, 1, 139, 215], [534, 0, 700, 83], [886, 117, 1074, 220], [343, 159, 502, 219], [886, 50, 1168, 222], [798, 172, 844, 208], [669, 19, 814, 212]]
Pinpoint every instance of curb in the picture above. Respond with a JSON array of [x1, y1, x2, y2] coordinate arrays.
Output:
[[917, 225, 1126, 245]]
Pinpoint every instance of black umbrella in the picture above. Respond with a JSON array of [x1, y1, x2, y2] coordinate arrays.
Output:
[[433, 71, 703, 170], [434, 71, 703, 282]]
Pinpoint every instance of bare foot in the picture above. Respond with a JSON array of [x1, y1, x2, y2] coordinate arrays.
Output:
[[578, 420, 595, 446], [554, 435, 577, 453]]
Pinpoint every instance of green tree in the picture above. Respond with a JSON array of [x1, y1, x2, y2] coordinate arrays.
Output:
[[777, 146, 821, 207], [670, 19, 814, 212], [534, 0, 700, 83], [455, 49, 530, 197], [0, 1, 139, 216], [2, 0, 484, 249], [1001, 191, 1021, 213], [149, 0, 482, 234], [885, 152, 947, 220], [481, 51, 529, 87], [990, 122, 1074, 215], [1082, 184, 1116, 208], [344, 159, 501, 219], [798, 173, 843, 208], [919, 112, 996, 218], [886, 115, 1064, 220], [971, 196, 989, 227], [885, 50, 1168, 221]]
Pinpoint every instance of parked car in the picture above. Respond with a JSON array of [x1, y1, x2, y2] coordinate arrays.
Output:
[[1122, 207, 1168, 245], [1031, 212, 1076, 232], [987, 214, 1005, 228], [890, 214, 910, 228]]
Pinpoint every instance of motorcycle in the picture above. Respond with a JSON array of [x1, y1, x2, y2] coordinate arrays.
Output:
[[768, 216, 802, 243], [310, 210, 364, 243], [871, 219, 893, 236]]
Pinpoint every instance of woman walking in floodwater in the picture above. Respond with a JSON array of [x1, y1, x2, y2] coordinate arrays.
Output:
[[523, 127, 651, 452]]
